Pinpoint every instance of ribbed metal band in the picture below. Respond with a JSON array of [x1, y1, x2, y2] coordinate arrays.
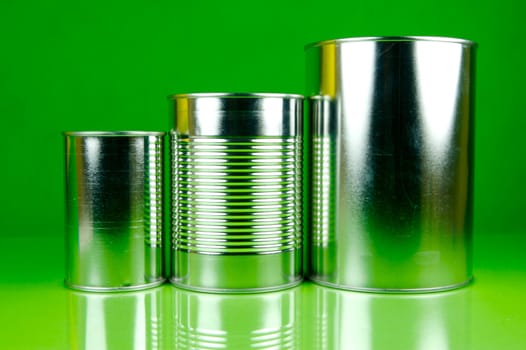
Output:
[[311, 136, 336, 246], [145, 135, 163, 247], [172, 135, 302, 255]]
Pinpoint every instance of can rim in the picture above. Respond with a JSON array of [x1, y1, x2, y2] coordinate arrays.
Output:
[[305, 36, 476, 49], [169, 92, 304, 100], [63, 131, 165, 136]]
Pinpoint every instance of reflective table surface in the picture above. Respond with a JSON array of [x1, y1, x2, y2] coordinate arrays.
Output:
[[1, 233, 525, 349]]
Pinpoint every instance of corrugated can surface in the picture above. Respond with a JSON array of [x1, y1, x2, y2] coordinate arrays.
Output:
[[170, 93, 303, 292]]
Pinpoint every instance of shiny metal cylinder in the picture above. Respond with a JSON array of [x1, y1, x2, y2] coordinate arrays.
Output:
[[68, 288, 163, 349], [170, 93, 303, 292], [170, 286, 299, 349], [306, 36, 476, 292], [65, 131, 165, 291]]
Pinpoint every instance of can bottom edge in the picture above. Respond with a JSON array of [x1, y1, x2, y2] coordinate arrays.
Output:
[[309, 277, 473, 294], [65, 279, 166, 293], [169, 277, 303, 294]]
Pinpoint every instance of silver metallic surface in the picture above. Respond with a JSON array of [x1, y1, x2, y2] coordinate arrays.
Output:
[[306, 36, 476, 291], [170, 93, 303, 292], [65, 131, 165, 291]]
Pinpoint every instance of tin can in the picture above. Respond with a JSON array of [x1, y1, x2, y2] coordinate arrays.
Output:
[[306, 36, 476, 292], [64, 131, 165, 291], [170, 93, 303, 292], [170, 286, 299, 349]]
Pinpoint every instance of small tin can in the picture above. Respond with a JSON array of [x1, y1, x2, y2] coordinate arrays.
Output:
[[306, 36, 476, 292], [170, 93, 303, 293], [64, 131, 165, 291]]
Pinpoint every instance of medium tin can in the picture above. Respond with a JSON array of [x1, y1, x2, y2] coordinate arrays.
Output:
[[306, 36, 476, 292], [64, 131, 165, 291], [170, 93, 303, 292]]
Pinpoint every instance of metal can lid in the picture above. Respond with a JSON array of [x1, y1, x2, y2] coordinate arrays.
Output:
[[170, 92, 304, 100], [171, 92, 304, 137], [63, 131, 165, 137], [305, 36, 476, 50]]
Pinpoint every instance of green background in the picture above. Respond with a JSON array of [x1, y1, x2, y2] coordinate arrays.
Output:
[[1, 0, 525, 242], [1, 0, 525, 349]]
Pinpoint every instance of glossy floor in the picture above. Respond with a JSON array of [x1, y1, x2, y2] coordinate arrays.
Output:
[[0, 234, 525, 349]]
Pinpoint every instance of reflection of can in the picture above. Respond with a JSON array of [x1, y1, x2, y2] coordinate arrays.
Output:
[[64, 131, 165, 291], [170, 93, 303, 292], [307, 284, 469, 349], [68, 288, 163, 349], [170, 286, 299, 349], [306, 37, 476, 292]]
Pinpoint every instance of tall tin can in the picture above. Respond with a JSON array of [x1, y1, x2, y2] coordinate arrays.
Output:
[[64, 131, 165, 291], [170, 93, 303, 292], [306, 36, 476, 292]]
